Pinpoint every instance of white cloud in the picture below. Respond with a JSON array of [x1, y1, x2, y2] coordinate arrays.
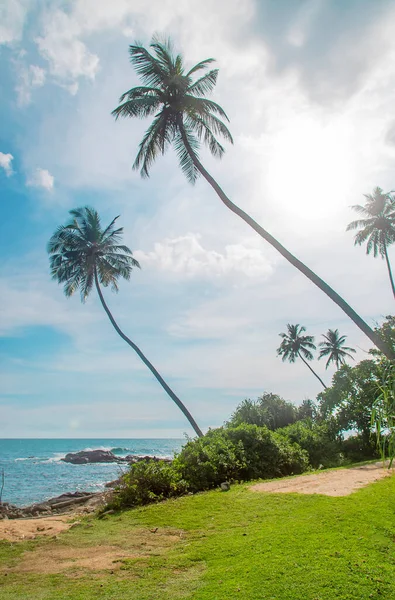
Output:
[[27, 167, 54, 190], [0, 0, 29, 45], [135, 233, 274, 280], [0, 152, 14, 176], [35, 7, 99, 89], [15, 63, 46, 106]]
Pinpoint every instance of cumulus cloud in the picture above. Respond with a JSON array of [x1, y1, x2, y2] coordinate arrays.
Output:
[[134, 233, 274, 280], [27, 167, 54, 190], [15, 63, 46, 106], [0, 152, 14, 176], [35, 7, 100, 90], [0, 0, 29, 45]]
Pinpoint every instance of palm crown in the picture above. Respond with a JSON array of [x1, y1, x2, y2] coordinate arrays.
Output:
[[347, 187, 395, 257], [318, 328, 356, 369], [277, 324, 316, 362], [112, 36, 233, 183], [48, 206, 140, 301]]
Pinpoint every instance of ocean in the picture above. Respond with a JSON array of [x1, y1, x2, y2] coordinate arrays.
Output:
[[0, 439, 184, 507]]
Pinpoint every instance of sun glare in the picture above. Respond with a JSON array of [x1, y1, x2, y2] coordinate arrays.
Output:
[[267, 116, 354, 227]]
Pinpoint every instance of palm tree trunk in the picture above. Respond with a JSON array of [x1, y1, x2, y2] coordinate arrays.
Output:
[[298, 353, 327, 389], [383, 243, 395, 301], [179, 126, 394, 361], [94, 269, 203, 437]]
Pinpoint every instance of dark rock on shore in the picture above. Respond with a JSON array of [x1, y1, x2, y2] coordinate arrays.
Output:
[[62, 449, 172, 465], [62, 450, 121, 464], [0, 492, 105, 520]]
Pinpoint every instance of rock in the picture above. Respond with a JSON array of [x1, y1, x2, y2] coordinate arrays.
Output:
[[62, 450, 121, 464], [105, 478, 122, 488], [62, 449, 173, 466]]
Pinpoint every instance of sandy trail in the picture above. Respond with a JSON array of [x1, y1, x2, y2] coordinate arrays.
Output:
[[250, 462, 393, 497], [0, 515, 79, 542]]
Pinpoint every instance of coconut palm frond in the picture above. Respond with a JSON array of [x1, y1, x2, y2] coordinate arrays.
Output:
[[318, 329, 356, 370], [48, 207, 139, 301], [113, 36, 232, 180]]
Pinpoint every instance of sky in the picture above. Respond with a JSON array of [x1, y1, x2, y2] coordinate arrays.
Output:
[[0, 0, 394, 438]]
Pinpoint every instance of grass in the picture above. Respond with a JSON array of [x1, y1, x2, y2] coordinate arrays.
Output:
[[1, 474, 395, 599]]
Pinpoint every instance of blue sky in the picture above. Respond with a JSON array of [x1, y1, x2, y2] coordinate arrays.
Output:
[[1, 0, 394, 438]]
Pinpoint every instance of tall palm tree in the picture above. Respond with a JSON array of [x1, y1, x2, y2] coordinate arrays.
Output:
[[47, 206, 203, 437], [347, 187, 395, 300], [277, 324, 327, 389], [318, 328, 356, 370], [112, 36, 394, 360]]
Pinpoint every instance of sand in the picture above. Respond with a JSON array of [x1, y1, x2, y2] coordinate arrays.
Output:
[[249, 461, 393, 497]]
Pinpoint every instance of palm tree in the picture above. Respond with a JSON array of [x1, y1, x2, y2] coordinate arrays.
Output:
[[277, 324, 327, 389], [347, 187, 395, 300], [47, 206, 203, 437], [318, 328, 356, 370], [111, 36, 394, 361]]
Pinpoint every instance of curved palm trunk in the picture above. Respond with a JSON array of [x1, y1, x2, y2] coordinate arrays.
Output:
[[94, 270, 203, 437], [383, 243, 395, 301], [179, 126, 394, 360], [298, 353, 327, 389]]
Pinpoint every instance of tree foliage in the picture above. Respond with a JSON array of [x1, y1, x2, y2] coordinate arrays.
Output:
[[318, 329, 356, 370], [227, 393, 297, 430], [347, 187, 395, 258], [112, 36, 233, 183], [347, 187, 395, 298], [317, 360, 382, 444], [48, 206, 140, 301], [277, 324, 327, 388]]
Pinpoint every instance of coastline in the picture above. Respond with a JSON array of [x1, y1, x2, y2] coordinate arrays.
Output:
[[0, 438, 182, 508]]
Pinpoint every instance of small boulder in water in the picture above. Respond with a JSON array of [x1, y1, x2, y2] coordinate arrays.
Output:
[[62, 450, 120, 464]]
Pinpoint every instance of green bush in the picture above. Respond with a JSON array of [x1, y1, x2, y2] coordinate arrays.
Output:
[[227, 393, 297, 430], [110, 460, 188, 509], [277, 421, 342, 469], [224, 424, 308, 479], [341, 434, 379, 462], [174, 424, 309, 492], [173, 429, 247, 492], [109, 425, 309, 510]]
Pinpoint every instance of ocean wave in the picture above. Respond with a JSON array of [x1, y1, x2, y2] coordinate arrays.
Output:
[[110, 447, 130, 454]]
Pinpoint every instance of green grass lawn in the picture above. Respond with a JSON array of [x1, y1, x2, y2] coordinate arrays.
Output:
[[1, 474, 395, 600]]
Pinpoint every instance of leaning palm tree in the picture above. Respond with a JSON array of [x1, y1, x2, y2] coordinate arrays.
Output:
[[318, 328, 356, 370], [47, 206, 203, 437], [277, 324, 327, 389], [112, 36, 393, 360], [347, 187, 395, 300]]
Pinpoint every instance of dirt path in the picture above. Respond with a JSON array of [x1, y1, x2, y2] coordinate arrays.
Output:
[[0, 515, 81, 542], [250, 462, 394, 497]]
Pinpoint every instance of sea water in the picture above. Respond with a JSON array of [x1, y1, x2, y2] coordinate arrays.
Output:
[[0, 439, 184, 507]]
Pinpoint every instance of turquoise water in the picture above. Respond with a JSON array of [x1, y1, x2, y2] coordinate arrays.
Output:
[[0, 439, 184, 507]]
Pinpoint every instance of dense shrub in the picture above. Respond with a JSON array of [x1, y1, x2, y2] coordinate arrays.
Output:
[[109, 425, 309, 510], [341, 435, 379, 462], [277, 421, 342, 469], [228, 393, 297, 430], [173, 428, 247, 492], [174, 424, 309, 492], [110, 460, 188, 509]]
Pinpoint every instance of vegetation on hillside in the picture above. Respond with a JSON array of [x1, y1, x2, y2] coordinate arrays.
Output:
[[2, 476, 395, 599]]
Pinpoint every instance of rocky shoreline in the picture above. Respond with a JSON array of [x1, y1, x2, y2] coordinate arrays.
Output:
[[0, 451, 171, 520], [61, 449, 171, 465]]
